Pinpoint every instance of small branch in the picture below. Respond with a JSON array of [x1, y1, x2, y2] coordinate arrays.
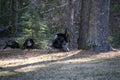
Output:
[[18, 2, 33, 11], [40, 2, 68, 14], [0, 13, 12, 18]]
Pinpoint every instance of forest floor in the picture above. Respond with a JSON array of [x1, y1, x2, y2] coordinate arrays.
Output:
[[0, 49, 120, 80]]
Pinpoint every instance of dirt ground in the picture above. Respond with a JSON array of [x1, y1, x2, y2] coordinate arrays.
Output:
[[0, 49, 120, 80]]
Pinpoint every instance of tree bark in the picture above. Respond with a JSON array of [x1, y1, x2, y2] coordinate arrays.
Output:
[[0, 0, 1, 14], [78, 0, 111, 52], [68, 0, 76, 48], [88, 0, 111, 52], [78, 0, 91, 49], [11, 0, 18, 37]]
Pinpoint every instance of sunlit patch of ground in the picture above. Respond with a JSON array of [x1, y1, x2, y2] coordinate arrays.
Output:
[[0, 49, 120, 80]]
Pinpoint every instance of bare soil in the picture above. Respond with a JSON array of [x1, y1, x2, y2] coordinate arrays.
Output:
[[0, 49, 120, 80]]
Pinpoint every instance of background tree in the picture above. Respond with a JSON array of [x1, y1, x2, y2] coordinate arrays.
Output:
[[68, 0, 76, 48], [78, 0, 90, 49], [11, 0, 18, 37]]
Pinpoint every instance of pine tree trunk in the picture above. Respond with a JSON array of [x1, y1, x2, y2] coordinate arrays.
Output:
[[78, 0, 111, 52], [0, 0, 1, 14], [78, 0, 91, 49], [68, 0, 76, 48], [87, 0, 111, 52], [11, 0, 18, 37]]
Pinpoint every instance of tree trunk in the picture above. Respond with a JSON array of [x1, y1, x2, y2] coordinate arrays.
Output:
[[68, 0, 76, 48], [78, 0, 91, 49], [0, 0, 1, 14], [11, 0, 18, 37], [78, 0, 111, 52], [0, 0, 4, 15]]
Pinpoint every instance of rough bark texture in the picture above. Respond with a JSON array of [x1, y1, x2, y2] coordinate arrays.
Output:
[[11, 0, 18, 37], [0, 0, 2, 14], [68, 0, 76, 48], [78, 0, 111, 52], [78, 0, 90, 49], [88, 0, 111, 52]]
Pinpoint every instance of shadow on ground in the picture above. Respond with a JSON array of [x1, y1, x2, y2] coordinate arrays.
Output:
[[0, 50, 120, 80]]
